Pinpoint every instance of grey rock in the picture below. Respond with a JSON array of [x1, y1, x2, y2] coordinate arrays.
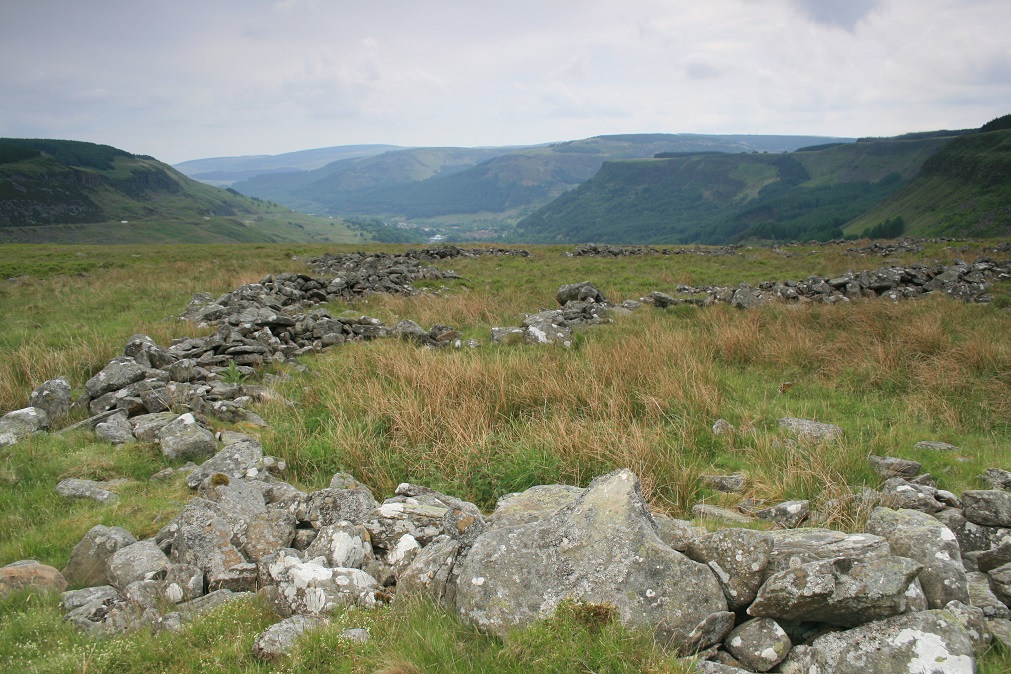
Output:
[[392, 319, 432, 344], [723, 618, 791, 672], [779, 610, 975, 674], [653, 515, 705, 553], [397, 535, 461, 607], [29, 378, 73, 422], [242, 507, 297, 563], [185, 438, 267, 488], [62, 525, 137, 587], [108, 541, 170, 592], [282, 484, 379, 530], [710, 419, 734, 435], [55, 478, 120, 504], [342, 627, 369, 643], [253, 614, 328, 662], [754, 500, 809, 528], [777, 418, 843, 443], [982, 468, 1011, 492], [748, 555, 923, 626], [990, 617, 1011, 649], [686, 528, 773, 611], [303, 522, 371, 569], [691, 504, 755, 524], [62, 585, 119, 611], [259, 550, 381, 616], [934, 507, 1011, 555], [157, 413, 217, 461], [491, 484, 584, 527], [764, 528, 891, 577], [944, 600, 991, 655], [730, 285, 766, 310], [0, 406, 50, 447], [915, 440, 961, 452], [879, 478, 945, 513], [977, 542, 1011, 574], [963, 489, 1011, 527], [164, 500, 249, 591], [455, 469, 730, 653], [156, 563, 205, 603], [989, 562, 1011, 606], [700, 473, 746, 493], [868, 455, 921, 479], [966, 571, 1010, 619], [866, 507, 968, 608], [85, 357, 148, 398], [94, 411, 135, 445], [556, 281, 607, 305], [490, 327, 526, 345], [130, 412, 179, 442]]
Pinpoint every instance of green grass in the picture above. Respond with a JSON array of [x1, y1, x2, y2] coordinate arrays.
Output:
[[0, 241, 1009, 671]]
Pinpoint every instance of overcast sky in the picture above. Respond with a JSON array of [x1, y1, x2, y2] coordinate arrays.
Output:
[[2, 0, 1009, 164]]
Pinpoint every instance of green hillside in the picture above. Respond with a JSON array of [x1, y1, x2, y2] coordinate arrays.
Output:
[[846, 127, 1011, 238], [0, 138, 360, 244], [231, 134, 845, 227], [515, 135, 962, 244]]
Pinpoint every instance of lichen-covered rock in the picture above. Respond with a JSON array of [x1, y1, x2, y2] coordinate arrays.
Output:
[[989, 562, 1011, 606], [748, 555, 923, 626], [866, 507, 968, 608], [455, 469, 730, 654], [691, 504, 755, 524], [184, 437, 269, 487], [686, 528, 773, 611], [130, 412, 179, 442], [962, 490, 1011, 528], [94, 411, 135, 445], [777, 418, 842, 443], [62, 525, 137, 587], [764, 528, 890, 576], [944, 600, 991, 655], [397, 535, 461, 607], [490, 484, 584, 527], [85, 357, 148, 398], [281, 484, 379, 531], [778, 610, 974, 674], [981, 468, 1011, 492], [879, 479, 946, 513], [754, 500, 809, 529], [55, 478, 120, 504], [0, 406, 50, 447], [700, 473, 746, 493], [108, 541, 170, 592], [934, 507, 1011, 556], [260, 550, 381, 617], [165, 500, 250, 591], [303, 522, 371, 569], [0, 560, 67, 597], [29, 377, 73, 422], [253, 614, 328, 662], [242, 507, 298, 563], [868, 455, 922, 479], [556, 281, 607, 305], [723, 618, 791, 672], [966, 571, 1010, 620], [157, 413, 217, 461]]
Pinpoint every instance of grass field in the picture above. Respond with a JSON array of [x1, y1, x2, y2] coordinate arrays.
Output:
[[0, 241, 1009, 672]]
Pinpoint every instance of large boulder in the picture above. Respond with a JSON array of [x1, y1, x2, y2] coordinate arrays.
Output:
[[85, 356, 148, 398], [490, 484, 584, 527], [778, 610, 974, 674], [454, 469, 730, 654], [763, 528, 890, 576], [55, 478, 120, 504], [962, 490, 1011, 528], [0, 407, 50, 447], [94, 412, 135, 445], [157, 413, 217, 461], [259, 550, 381, 617], [62, 525, 137, 587], [685, 528, 773, 611], [165, 499, 254, 591], [0, 560, 67, 598], [556, 282, 607, 305], [107, 541, 170, 592], [866, 507, 969, 608], [29, 378, 73, 422], [747, 555, 923, 626]]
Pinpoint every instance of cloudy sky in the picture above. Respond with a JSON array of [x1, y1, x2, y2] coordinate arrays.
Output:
[[2, 0, 1009, 164]]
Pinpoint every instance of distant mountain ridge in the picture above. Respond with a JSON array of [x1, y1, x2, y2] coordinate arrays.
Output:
[[229, 133, 846, 228], [0, 138, 359, 244], [173, 144, 403, 186]]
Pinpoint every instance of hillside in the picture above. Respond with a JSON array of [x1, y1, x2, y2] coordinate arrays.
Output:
[[173, 144, 402, 186], [515, 135, 958, 244], [846, 127, 1011, 238], [0, 139, 360, 244], [231, 134, 845, 230]]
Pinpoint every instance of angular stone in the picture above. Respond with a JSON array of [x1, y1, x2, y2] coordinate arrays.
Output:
[[966, 571, 1010, 620], [0, 560, 67, 597], [944, 600, 991, 655], [764, 528, 890, 577], [748, 555, 923, 626], [29, 378, 72, 422], [879, 478, 945, 513], [556, 281, 607, 305], [686, 528, 773, 612], [303, 522, 371, 569], [0, 407, 50, 448], [490, 327, 526, 345], [963, 490, 1011, 528], [779, 610, 974, 674], [130, 412, 178, 442], [85, 357, 148, 398], [455, 469, 729, 653], [55, 478, 119, 504], [691, 504, 755, 524], [989, 562, 1011, 606], [165, 500, 248, 591], [397, 535, 461, 607], [157, 413, 217, 461], [777, 418, 843, 443], [282, 484, 379, 531], [723, 618, 791, 672], [977, 542, 1011, 574], [654, 515, 705, 553], [934, 507, 1011, 555], [260, 552, 381, 617], [982, 468, 1011, 492], [253, 614, 328, 662], [915, 440, 961, 452], [700, 473, 746, 493], [868, 455, 921, 479], [95, 411, 135, 445], [491, 484, 584, 528], [185, 438, 266, 488], [108, 541, 170, 592], [62, 525, 137, 587], [242, 507, 297, 563], [62, 585, 119, 611], [754, 500, 809, 529], [866, 507, 968, 608]]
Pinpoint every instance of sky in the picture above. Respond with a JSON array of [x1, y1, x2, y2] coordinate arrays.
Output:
[[2, 0, 1009, 165]]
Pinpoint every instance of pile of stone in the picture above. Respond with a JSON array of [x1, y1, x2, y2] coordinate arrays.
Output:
[[7, 453, 1009, 670], [490, 281, 634, 348], [567, 244, 744, 257], [845, 239, 924, 256], [643, 258, 1011, 310]]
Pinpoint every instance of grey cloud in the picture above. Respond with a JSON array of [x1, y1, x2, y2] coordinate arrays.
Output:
[[789, 0, 883, 31]]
